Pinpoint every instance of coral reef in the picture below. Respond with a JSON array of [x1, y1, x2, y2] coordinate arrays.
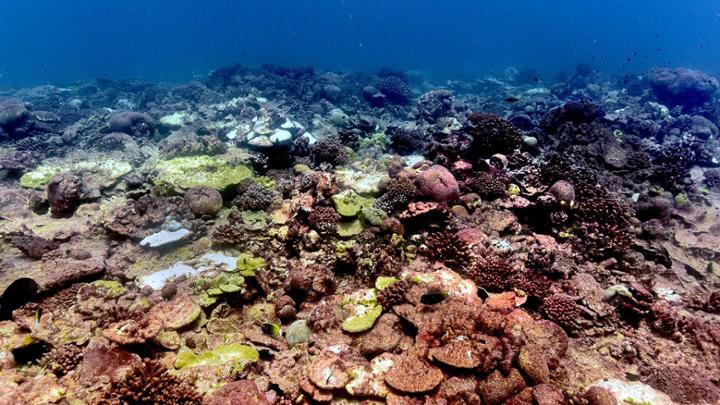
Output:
[[0, 62, 718, 405]]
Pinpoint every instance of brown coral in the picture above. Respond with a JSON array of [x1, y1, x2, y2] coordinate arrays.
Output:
[[542, 293, 581, 330], [384, 354, 444, 394], [101, 359, 201, 404], [420, 231, 473, 270], [39, 344, 84, 376], [307, 206, 340, 235]]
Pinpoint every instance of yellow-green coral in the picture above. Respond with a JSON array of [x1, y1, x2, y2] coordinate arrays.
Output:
[[153, 155, 251, 191], [174, 343, 259, 369]]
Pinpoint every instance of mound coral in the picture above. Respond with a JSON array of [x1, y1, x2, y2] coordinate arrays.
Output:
[[47, 173, 83, 217], [108, 111, 155, 137], [377, 76, 411, 105], [416, 164, 460, 204], [286, 264, 336, 303], [184, 186, 223, 216], [648, 67, 719, 108]]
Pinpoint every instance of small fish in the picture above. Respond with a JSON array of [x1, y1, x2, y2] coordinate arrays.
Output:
[[420, 291, 447, 305], [503, 97, 520, 103], [261, 322, 281, 337]]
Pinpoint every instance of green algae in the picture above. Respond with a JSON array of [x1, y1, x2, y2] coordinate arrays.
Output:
[[195, 274, 244, 306], [241, 210, 267, 230], [153, 155, 251, 191], [332, 190, 374, 217], [375, 276, 399, 290], [19, 166, 56, 188], [90, 280, 126, 299], [174, 343, 259, 369], [234, 253, 265, 275]]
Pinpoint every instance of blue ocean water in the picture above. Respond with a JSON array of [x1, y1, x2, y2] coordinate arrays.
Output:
[[1, 0, 718, 86]]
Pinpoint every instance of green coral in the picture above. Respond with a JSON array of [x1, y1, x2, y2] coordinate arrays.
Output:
[[234, 253, 265, 275], [332, 190, 375, 217], [337, 219, 364, 237], [341, 289, 383, 333], [153, 155, 251, 191], [174, 343, 259, 370], [195, 273, 246, 307]]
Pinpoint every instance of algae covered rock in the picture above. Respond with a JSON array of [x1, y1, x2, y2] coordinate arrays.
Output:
[[286, 320, 311, 347], [19, 158, 132, 189], [152, 155, 251, 191]]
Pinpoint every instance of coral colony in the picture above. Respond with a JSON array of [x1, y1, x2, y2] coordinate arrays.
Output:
[[0, 64, 719, 404]]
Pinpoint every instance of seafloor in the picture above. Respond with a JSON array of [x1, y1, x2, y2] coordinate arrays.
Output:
[[0, 65, 719, 404]]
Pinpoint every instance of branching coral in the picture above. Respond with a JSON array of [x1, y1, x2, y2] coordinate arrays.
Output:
[[311, 138, 349, 167], [39, 344, 84, 376], [462, 172, 507, 200], [102, 359, 201, 404], [387, 126, 425, 154], [542, 293, 580, 330], [464, 255, 515, 292], [419, 231, 473, 270], [307, 206, 341, 235], [572, 173, 636, 258], [464, 113, 523, 157], [377, 76, 411, 105], [374, 176, 417, 214], [232, 183, 276, 211]]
